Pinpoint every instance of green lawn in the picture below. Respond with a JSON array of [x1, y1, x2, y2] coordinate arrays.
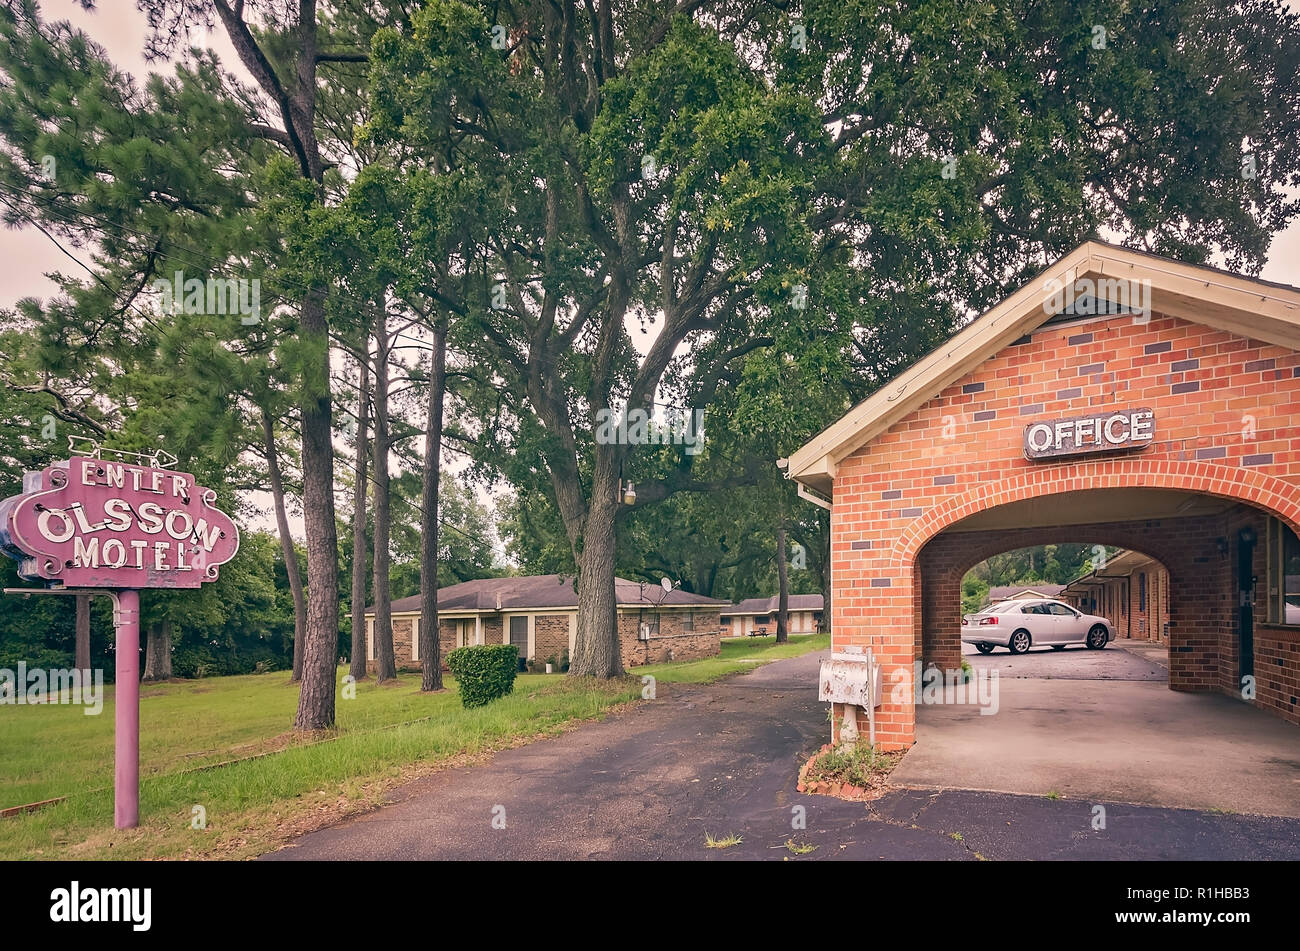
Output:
[[0, 632, 827, 860]]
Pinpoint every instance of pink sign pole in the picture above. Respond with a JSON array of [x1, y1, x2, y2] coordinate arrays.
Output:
[[114, 590, 140, 829]]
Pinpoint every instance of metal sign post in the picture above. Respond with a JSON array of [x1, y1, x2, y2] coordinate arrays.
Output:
[[115, 589, 140, 828], [0, 441, 238, 829]]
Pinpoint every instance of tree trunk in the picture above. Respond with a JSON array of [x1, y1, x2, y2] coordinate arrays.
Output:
[[349, 349, 371, 682], [75, 594, 90, 675], [213, 0, 338, 730], [567, 458, 623, 678], [775, 525, 789, 644], [371, 307, 397, 681], [263, 410, 307, 682], [420, 323, 447, 691], [142, 619, 172, 681], [293, 290, 341, 731]]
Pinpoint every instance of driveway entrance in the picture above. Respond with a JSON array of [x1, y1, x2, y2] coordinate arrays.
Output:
[[890, 642, 1300, 817]]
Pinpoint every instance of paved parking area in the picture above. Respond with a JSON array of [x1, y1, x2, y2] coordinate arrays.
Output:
[[892, 641, 1300, 817]]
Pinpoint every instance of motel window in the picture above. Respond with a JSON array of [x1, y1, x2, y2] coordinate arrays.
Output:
[[640, 612, 660, 638], [508, 615, 529, 656], [1266, 518, 1300, 626], [683, 611, 694, 632]]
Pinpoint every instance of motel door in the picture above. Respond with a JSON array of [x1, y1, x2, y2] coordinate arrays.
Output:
[[1239, 534, 1256, 680]]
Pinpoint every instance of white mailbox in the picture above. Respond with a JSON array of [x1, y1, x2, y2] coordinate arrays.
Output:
[[819, 649, 882, 746], [818, 650, 882, 708]]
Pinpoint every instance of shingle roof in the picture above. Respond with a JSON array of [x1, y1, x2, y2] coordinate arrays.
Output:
[[366, 574, 728, 615], [720, 594, 825, 617], [987, 584, 1067, 601]]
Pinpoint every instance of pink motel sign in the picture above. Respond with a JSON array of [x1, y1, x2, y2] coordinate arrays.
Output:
[[1, 454, 239, 830], [0, 458, 239, 589]]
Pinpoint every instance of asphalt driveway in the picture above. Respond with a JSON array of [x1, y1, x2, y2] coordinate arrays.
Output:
[[266, 648, 1300, 860]]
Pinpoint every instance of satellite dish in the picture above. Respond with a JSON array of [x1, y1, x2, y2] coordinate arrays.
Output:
[[661, 577, 673, 592]]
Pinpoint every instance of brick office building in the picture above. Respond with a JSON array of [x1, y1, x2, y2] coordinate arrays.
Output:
[[788, 241, 1300, 751], [361, 574, 724, 673]]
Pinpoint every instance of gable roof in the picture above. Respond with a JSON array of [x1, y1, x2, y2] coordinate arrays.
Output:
[[365, 573, 728, 616], [987, 584, 1066, 602], [720, 594, 825, 616], [788, 241, 1300, 495]]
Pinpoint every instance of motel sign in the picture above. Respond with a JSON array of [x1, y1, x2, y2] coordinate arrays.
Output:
[[0, 445, 239, 829], [1, 457, 238, 588]]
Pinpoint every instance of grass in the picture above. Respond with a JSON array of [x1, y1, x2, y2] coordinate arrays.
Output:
[[704, 832, 743, 849], [1046, 790, 1062, 800], [784, 838, 817, 855], [0, 632, 828, 860], [804, 741, 903, 790]]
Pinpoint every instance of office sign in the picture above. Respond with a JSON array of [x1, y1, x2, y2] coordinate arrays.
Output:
[[1024, 408, 1155, 460], [0, 457, 239, 589]]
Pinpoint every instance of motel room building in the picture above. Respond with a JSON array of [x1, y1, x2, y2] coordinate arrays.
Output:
[[361, 574, 726, 672], [1061, 549, 1171, 644], [788, 241, 1300, 750], [720, 594, 824, 637], [985, 583, 1067, 605]]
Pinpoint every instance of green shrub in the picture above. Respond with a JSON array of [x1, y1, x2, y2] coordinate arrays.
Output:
[[446, 644, 519, 708]]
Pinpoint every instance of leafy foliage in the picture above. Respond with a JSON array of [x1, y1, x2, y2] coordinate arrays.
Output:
[[446, 644, 519, 708]]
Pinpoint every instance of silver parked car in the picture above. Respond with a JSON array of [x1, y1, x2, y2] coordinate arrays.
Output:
[[961, 598, 1112, 654]]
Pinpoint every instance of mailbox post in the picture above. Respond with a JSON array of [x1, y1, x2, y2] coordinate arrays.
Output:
[[818, 649, 882, 748]]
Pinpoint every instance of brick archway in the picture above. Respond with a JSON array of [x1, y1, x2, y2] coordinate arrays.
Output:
[[914, 524, 1178, 673], [889, 458, 1300, 572], [876, 458, 1300, 740]]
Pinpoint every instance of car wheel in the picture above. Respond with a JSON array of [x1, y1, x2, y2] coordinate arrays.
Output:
[[1086, 625, 1108, 650], [1008, 630, 1031, 654], [975, 642, 994, 655], [1051, 645, 1066, 651]]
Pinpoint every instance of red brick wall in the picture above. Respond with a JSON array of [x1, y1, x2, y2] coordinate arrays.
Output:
[[535, 614, 570, 663], [1127, 565, 1170, 643], [618, 610, 721, 666], [833, 310, 1300, 749], [366, 615, 483, 673]]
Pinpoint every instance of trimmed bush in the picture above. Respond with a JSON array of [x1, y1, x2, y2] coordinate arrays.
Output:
[[446, 644, 519, 708]]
